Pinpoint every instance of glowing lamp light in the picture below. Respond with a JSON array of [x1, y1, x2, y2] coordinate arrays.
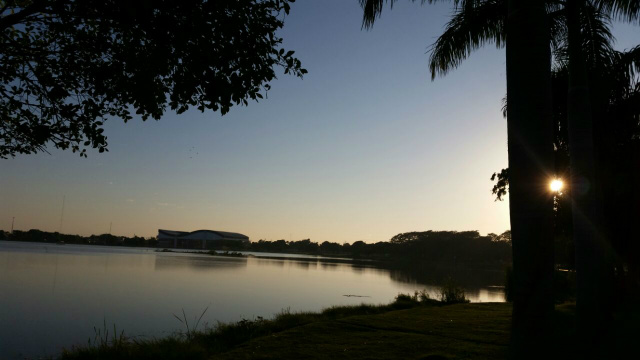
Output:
[[550, 179, 564, 193]]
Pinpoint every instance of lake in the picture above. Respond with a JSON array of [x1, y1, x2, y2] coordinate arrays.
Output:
[[0, 240, 505, 359]]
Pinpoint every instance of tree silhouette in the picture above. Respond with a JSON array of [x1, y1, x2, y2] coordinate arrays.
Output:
[[565, 0, 611, 353], [494, 46, 640, 264], [430, 0, 639, 355], [360, 1, 556, 356], [503, 3, 556, 356], [0, 0, 306, 158]]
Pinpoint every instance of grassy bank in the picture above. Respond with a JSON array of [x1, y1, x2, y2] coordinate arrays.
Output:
[[215, 302, 512, 360], [59, 290, 477, 360], [60, 294, 440, 360], [57, 295, 636, 360]]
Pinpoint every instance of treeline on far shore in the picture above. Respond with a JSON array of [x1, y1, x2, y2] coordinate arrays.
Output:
[[1, 229, 512, 266], [1, 229, 158, 247], [248, 231, 512, 266]]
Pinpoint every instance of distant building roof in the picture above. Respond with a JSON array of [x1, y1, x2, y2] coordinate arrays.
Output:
[[158, 229, 190, 237], [157, 229, 249, 240]]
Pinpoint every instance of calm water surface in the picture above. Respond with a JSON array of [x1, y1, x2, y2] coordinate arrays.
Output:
[[0, 241, 504, 359]]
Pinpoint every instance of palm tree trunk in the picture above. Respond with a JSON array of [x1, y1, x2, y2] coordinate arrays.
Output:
[[566, 0, 611, 356], [506, 0, 555, 357]]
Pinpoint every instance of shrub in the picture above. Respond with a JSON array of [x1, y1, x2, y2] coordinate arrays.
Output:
[[394, 289, 439, 308], [439, 281, 469, 304]]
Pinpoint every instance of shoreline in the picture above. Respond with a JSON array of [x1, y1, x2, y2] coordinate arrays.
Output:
[[57, 296, 600, 360], [0, 239, 510, 270], [59, 293, 484, 360]]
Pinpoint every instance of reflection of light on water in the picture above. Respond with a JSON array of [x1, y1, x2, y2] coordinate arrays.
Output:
[[403, 286, 506, 303], [475, 289, 506, 303]]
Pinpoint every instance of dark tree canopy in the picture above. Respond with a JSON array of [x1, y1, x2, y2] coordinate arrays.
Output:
[[0, 0, 306, 158]]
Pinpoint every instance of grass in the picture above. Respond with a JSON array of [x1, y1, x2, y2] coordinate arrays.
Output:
[[58, 291, 461, 360], [215, 303, 511, 360], [56, 287, 637, 360], [61, 302, 511, 360]]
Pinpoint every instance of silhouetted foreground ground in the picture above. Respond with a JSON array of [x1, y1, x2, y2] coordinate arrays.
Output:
[[60, 299, 636, 360], [216, 303, 512, 360]]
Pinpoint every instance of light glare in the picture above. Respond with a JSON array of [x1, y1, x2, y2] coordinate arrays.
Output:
[[550, 179, 563, 192]]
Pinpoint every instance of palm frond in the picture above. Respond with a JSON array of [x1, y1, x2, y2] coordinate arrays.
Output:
[[550, 2, 615, 71], [604, 46, 640, 142], [612, 45, 640, 84], [549, 7, 569, 70], [428, 0, 506, 79], [594, 0, 640, 24], [581, 1, 616, 69], [360, 0, 388, 29], [359, 0, 467, 29]]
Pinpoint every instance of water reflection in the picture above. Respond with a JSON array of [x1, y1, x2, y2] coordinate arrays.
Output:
[[251, 254, 507, 297], [388, 263, 506, 289], [320, 262, 339, 270], [244, 253, 506, 301], [154, 254, 247, 271]]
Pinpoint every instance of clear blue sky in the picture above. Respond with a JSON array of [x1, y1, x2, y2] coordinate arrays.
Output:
[[1, 1, 637, 243]]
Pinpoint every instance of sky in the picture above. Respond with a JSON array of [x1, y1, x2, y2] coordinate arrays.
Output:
[[1, 1, 637, 243]]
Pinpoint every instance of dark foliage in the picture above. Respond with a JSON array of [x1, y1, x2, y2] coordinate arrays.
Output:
[[0, 0, 306, 158], [6, 228, 157, 247], [387, 230, 511, 265], [3, 228, 512, 266], [491, 44, 640, 272], [248, 230, 512, 266], [490, 168, 508, 201]]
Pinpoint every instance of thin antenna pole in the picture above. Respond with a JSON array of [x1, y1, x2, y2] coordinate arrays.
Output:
[[11, 217, 15, 233], [109, 222, 112, 235], [59, 195, 65, 233]]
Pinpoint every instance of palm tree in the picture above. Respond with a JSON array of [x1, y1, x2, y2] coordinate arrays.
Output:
[[566, 2, 640, 354], [431, 1, 640, 355], [362, 0, 639, 356], [565, 0, 611, 354], [503, 3, 556, 357], [360, 0, 556, 356]]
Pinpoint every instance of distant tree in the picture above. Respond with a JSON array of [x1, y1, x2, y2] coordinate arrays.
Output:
[[386, 230, 511, 264], [0, 0, 306, 158], [389, 232, 422, 244], [492, 230, 511, 244], [347, 240, 369, 257], [287, 239, 319, 253], [273, 239, 288, 251], [319, 241, 342, 254], [245, 232, 511, 263]]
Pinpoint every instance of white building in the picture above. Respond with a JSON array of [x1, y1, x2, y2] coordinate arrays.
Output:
[[157, 229, 249, 249]]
